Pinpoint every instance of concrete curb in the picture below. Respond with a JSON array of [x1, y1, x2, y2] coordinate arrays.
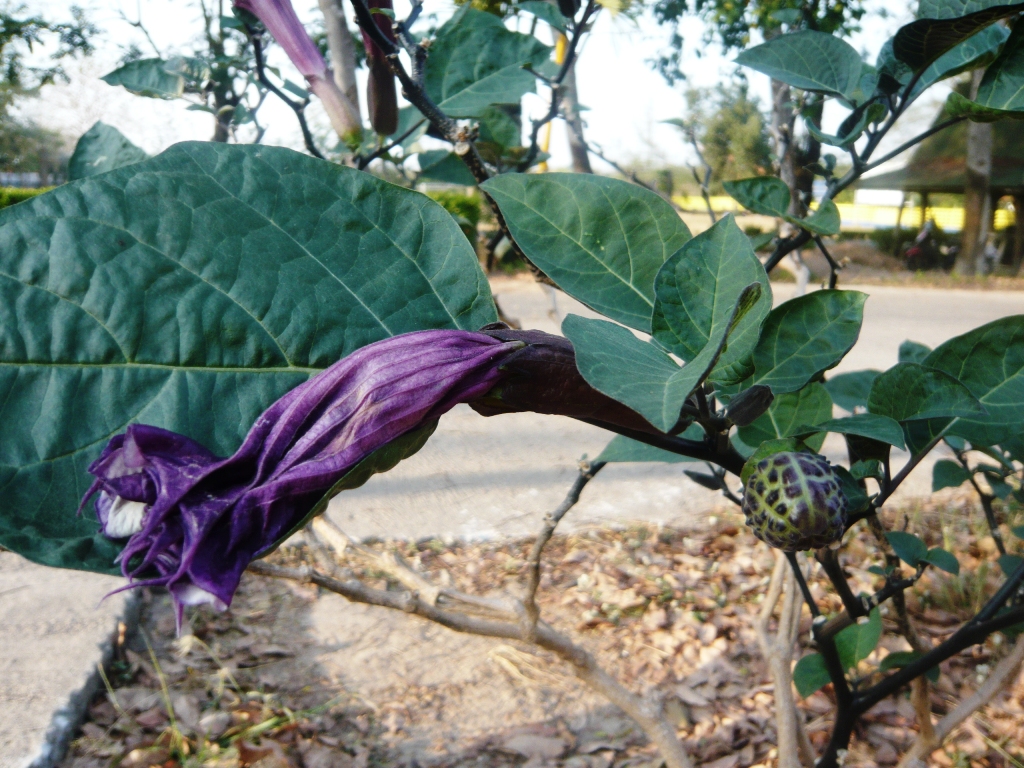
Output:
[[21, 592, 141, 768]]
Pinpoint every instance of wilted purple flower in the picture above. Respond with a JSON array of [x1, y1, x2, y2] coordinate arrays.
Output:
[[233, 0, 362, 142], [82, 330, 521, 626]]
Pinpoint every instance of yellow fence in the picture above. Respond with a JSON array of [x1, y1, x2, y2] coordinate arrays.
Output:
[[673, 196, 1017, 233]]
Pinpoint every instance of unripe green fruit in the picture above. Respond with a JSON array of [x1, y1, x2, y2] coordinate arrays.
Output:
[[742, 452, 848, 551]]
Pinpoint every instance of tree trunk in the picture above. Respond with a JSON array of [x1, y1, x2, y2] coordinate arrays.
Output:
[[318, 0, 362, 122], [958, 70, 993, 276], [561, 59, 592, 174], [769, 79, 811, 294]]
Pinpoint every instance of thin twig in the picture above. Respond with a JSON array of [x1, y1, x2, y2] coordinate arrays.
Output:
[[523, 459, 606, 631], [813, 235, 841, 289], [587, 142, 684, 213], [354, 118, 425, 170], [245, 26, 325, 159]]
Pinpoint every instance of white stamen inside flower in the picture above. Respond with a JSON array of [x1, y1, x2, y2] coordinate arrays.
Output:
[[103, 496, 148, 538], [171, 584, 228, 612]]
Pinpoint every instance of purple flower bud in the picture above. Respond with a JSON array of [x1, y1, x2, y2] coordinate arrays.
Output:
[[233, 0, 362, 142], [83, 330, 520, 627]]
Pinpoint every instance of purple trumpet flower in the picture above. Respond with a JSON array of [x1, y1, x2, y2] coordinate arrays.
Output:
[[82, 330, 521, 626], [233, 0, 362, 142]]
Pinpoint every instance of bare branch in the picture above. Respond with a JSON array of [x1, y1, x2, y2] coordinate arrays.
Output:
[[248, 558, 694, 768]]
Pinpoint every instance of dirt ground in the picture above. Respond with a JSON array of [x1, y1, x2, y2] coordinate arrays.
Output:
[[60, 492, 1024, 768]]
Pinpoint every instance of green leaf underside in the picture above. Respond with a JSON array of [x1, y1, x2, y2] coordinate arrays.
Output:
[[794, 653, 832, 697], [517, 1, 568, 31], [868, 362, 984, 423], [652, 215, 772, 383], [825, 369, 881, 412], [735, 30, 866, 99], [68, 122, 150, 181], [975, 22, 1024, 113], [482, 173, 692, 331], [0, 142, 496, 573], [722, 177, 790, 217], [101, 58, 185, 98], [596, 424, 704, 463], [738, 383, 833, 452], [924, 316, 1024, 445], [893, 1, 1024, 71], [933, 458, 972, 491], [426, 6, 552, 117], [753, 290, 867, 395], [886, 531, 929, 566], [793, 413, 906, 449], [909, 24, 1009, 99], [799, 199, 841, 236], [836, 608, 882, 671], [565, 284, 761, 432]]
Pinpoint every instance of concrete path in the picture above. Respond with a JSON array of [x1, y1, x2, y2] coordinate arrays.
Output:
[[2, 277, 1023, 767]]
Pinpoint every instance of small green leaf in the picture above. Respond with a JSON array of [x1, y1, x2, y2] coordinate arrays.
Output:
[[68, 121, 149, 181], [880, 651, 940, 682], [735, 30, 866, 100], [792, 413, 906, 449], [101, 57, 184, 98], [793, 198, 841, 236], [482, 173, 691, 331], [868, 362, 984, 422], [738, 383, 834, 452], [596, 425, 704, 463], [850, 459, 884, 480], [932, 459, 972, 491], [753, 291, 867, 395], [945, 91, 1022, 122], [825, 370, 881, 412], [886, 531, 930, 567], [722, 177, 790, 217], [517, 0, 568, 31], [793, 653, 833, 698], [416, 150, 478, 185], [923, 547, 960, 574], [1011, 525, 1024, 539], [834, 464, 871, 514], [867, 565, 889, 576], [836, 608, 882, 670], [899, 340, 932, 364], [999, 554, 1024, 576]]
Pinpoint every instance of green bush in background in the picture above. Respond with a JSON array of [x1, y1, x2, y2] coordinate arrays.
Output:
[[426, 190, 481, 245], [0, 188, 51, 209]]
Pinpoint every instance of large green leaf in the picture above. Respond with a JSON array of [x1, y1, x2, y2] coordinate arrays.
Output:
[[893, 1, 1023, 71], [752, 290, 867, 395], [924, 316, 1024, 445], [868, 362, 984, 422], [735, 31, 866, 100], [652, 215, 772, 384], [425, 6, 551, 117], [793, 413, 907, 449], [737, 383, 833, 451], [0, 142, 496, 573], [101, 57, 185, 98], [722, 177, 790, 217], [564, 284, 760, 432], [68, 122, 150, 181], [481, 173, 692, 331]]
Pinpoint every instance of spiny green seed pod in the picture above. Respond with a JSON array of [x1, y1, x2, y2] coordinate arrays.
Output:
[[742, 452, 848, 551]]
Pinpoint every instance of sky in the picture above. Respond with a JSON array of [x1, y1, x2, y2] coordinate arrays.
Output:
[[17, 0, 951, 174]]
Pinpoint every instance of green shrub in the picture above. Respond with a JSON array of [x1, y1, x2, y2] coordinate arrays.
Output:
[[426, 190, 481, 245], [0, 187, 51, 209]]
